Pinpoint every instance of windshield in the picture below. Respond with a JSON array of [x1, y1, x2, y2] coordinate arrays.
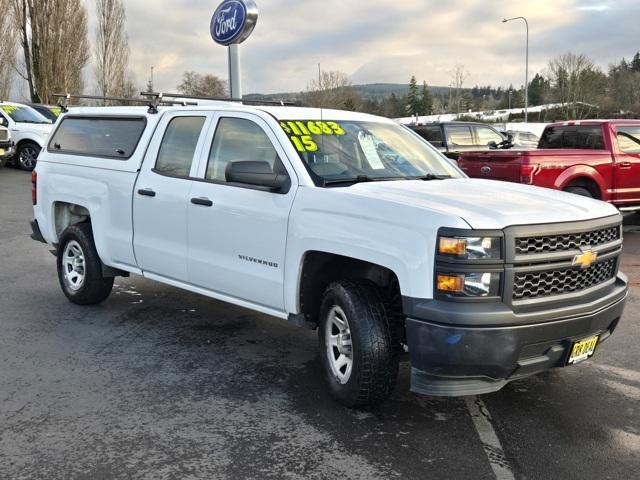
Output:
[[279, 119, 461, 185], [0, 105, 52, 124]]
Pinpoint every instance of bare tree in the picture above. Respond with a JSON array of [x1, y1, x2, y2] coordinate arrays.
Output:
[[11, 0, 90, 103], [448, 64, 469, 113], [177, 71, 227, 98], [95, 0, 130, 101], [0, 0, 17, 99], [547, 53, 606, 119], [303, 70, 361, 110]]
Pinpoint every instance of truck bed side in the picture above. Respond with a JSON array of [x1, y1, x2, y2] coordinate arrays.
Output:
[[458, 149, 615, 201], [33, 110, 164, 273]]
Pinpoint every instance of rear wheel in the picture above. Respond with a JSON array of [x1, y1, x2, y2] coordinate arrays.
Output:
[[16, 141, 40, 171], [318, 280, 399, 407], [57, 223, 114, 305], [563, 186, 594, 198]]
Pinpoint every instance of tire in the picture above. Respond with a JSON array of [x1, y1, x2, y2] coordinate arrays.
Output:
[[15, 141, 40, 171], [57, 223, 114, 305], [564, 186, 594, 198], [318, 280, 399, 407]]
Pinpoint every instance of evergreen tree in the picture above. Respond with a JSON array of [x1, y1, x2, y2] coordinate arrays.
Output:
[[632, 52, 640, 73], [421, 81, 433, 115], [407, 76, 421, 116], [528, 73, 547, 106]]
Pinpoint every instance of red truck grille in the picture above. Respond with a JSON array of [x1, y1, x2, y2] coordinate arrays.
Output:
[[515, 225, 621, 255]]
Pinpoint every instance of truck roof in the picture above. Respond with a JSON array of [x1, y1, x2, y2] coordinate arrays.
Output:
[[58, 103, 392, 123], [546, 119, 640, 127]]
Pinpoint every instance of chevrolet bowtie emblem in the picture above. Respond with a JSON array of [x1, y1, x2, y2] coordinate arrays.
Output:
[[572, 249, 598, 269]]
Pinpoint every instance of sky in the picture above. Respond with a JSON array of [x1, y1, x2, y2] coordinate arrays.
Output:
[[81, 0, 639, 95]]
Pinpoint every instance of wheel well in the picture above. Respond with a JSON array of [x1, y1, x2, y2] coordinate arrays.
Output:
[[15, 138, 41, 151], [53, 202, 90, 240], [564, 178, 601, 199], [298, 251, 403, 327]]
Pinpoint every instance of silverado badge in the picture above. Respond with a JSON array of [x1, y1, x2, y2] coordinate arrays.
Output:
[[572, 248, 598, 269]]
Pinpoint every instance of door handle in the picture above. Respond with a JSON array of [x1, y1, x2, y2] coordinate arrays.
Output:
[[619, 162, 632, 169], [137, 188, 156, 197], [191, 197, 213, 207]]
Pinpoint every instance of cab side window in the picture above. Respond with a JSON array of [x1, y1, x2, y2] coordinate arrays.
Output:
[[475, 126, 504, 145], [617, 126, 640, 154], [445, 125, 474, 146], [206, 117, 280, 182], [415, 126, 443, 147], [155, 116, 206, 177]]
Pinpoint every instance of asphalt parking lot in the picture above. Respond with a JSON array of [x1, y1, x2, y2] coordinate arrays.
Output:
[[1, 167, 639, 480]]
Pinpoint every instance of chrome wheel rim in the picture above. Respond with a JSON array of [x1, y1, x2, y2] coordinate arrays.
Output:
[[62, 240, 86, 291], [20, 146, 38, 168], [325, 305, 353, 384]]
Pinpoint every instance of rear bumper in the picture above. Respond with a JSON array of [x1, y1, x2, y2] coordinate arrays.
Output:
[[406, 274, 628, 396]]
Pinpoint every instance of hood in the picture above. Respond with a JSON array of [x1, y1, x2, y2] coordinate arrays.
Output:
[[13, 122, 53, 136], [344, 178, 618, 229]]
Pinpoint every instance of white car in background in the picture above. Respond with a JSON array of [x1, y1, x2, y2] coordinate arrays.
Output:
[[0, 101, 53, 171]]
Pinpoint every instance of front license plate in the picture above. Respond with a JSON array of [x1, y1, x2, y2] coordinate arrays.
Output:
[[568, 335, 599, 365], [0, 149, 4, 155]]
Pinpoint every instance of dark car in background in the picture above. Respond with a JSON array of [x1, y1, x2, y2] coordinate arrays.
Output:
[[27, 104, 61, 123], [407, 121, 509, 160]]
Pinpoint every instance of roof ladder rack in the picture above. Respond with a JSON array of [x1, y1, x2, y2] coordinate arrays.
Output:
[[140, 91, 298, 107], [52, 93, 198, 114]]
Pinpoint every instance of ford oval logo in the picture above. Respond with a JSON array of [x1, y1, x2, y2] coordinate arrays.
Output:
[[211, 0, 258, 46], [481, 165, 491, 175]]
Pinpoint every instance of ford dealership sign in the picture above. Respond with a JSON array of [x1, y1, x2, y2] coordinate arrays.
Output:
[[211, 0, 258, 46]]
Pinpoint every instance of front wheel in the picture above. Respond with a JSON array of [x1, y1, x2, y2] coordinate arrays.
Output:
[[16, 141, 40, 171], [57, 223, 114, 305], [318, 280, 399, 407]]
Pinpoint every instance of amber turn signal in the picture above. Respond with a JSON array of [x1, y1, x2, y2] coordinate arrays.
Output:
[[437, 274, 465, 293], [439, 237, 467, 256]]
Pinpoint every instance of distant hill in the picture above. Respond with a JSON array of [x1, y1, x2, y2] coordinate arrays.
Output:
[[244, 83, 450, 102]]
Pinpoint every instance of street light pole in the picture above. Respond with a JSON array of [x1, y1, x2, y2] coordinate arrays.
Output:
[[502, 16, 529, 123]]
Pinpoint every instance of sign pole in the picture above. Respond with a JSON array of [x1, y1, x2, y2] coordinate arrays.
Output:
[[228, 44, 242, 99], [211, 0, 258, 101]]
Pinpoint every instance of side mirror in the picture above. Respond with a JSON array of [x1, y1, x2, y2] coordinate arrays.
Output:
[[487, 141, 498, 149], [0, 117, 8, 127], [225, 161, 290, 192]]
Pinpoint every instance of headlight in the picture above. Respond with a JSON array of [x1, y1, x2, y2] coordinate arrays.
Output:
[[438, 236, 501, 260], [437, 272, 501, 297]]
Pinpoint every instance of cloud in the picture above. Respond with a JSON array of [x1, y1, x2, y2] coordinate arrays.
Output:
[[80, 0, 640, 95]]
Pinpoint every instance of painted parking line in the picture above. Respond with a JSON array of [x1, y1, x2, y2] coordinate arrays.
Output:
[[465, 396, 516, 480]]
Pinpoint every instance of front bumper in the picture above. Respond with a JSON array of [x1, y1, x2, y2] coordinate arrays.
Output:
[[0, 142, 14, 160], [406, 274, 628, 396]]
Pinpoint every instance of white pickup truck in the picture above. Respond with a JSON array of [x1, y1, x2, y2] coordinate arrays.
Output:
[[31, 102, 628, 406], [0, 101, 54, 170]]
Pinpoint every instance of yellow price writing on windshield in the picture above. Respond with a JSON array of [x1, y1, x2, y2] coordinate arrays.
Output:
[[280, 120, 346, 152], [290, 135, 318, 153], [280, 120, 346, 137], [0, 105, 18, 115]]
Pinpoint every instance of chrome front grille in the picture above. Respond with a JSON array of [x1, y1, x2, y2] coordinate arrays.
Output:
[[513, 258, 616, 300], [0, 129, 8, 142], [515, 225, 620, 255]]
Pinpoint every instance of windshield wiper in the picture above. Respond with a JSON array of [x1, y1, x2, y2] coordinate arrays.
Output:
[[323, 175, 407, 187], [411, 174, 452, 181]]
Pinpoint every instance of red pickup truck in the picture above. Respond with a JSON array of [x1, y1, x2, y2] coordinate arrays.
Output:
[[457, 120, 640, 209]]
